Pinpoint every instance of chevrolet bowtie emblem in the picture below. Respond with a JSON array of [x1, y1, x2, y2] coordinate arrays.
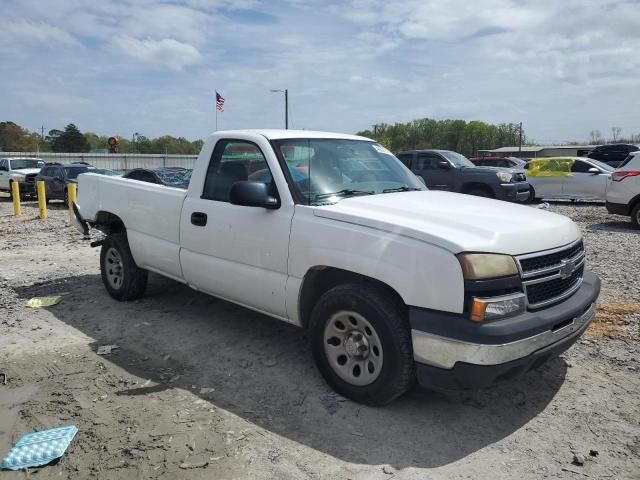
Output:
[[559, 259, 575, 279]]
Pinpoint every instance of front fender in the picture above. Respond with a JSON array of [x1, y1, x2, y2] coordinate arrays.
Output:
[[287, 207, 465, 322]]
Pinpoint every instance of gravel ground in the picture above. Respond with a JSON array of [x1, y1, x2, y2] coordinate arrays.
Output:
[[0, 196, 639, 479]]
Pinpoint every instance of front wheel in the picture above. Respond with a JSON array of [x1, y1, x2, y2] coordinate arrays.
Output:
[[100, 233, 148, 301], [309, 283, 415, 406]]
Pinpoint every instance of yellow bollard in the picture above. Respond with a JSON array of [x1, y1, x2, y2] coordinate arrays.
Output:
[[11, 181, 21, 216], [67, 183, 77, 224], [37, 180, 48, 220]]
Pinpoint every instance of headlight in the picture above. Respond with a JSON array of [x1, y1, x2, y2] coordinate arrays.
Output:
[[470, 293, 526, 322], [10, 174, 26, 182], [496, 171, 513, 183], [457, 253, 518, 280]]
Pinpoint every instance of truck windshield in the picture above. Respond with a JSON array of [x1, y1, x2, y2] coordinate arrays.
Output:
[[272, 139, 425, 205], [440, 151, 475, 168], [9, 159, 44, 170]]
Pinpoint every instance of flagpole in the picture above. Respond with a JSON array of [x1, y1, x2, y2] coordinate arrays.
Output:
[[215, 104, 218, 131]]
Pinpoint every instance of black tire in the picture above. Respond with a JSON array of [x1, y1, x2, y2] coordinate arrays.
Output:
[[468, 188, 494, 198], [528, 186, 537, 203], [309, 283, 415, 406], [8, 181, 14, 201], [631, 202, 640, 229], [100, 233, 148, 301]]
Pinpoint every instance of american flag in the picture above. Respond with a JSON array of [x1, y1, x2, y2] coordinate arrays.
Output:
[[216, 92, 225, 112]]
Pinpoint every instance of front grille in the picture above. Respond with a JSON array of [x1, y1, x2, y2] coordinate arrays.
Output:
[[526, 265, 584, 306], [520, 240, 583, 274], [514, 172, 526, 182], [517, 240, 585, 309], [25, 173, 37, 184]]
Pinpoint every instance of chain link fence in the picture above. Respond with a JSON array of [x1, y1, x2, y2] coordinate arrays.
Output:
[[0, 152, 198, 171]]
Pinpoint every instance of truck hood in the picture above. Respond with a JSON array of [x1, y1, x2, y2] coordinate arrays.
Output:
[[313, 191, 580, 255], [9, 168, 40, 176]]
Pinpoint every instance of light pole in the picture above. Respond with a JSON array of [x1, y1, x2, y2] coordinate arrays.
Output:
[[270, 89, 288, 129]]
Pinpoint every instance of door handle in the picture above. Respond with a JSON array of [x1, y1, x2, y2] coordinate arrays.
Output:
[[190, 212, 207, 227]]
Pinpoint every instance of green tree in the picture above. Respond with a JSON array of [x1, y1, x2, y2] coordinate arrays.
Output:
[[357, 118, 525, 157], [0, 121, 42, 152], [50, 124, 90, 152]]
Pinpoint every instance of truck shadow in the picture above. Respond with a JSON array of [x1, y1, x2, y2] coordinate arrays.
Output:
[[14, 273, 567, 469]]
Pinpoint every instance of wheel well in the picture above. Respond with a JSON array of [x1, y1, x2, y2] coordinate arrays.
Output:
[[298, 267, 406, 329], [94, 211, 125, 235], [629, 194, 640, 213], [461, 182, 494, 195]]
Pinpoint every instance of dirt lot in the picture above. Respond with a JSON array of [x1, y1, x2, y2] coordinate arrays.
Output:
[[1, 197, 639, 479]]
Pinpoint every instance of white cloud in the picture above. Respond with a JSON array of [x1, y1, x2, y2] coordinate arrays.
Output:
[[0, 18, 78, 47], [113, 35, 202, 70]]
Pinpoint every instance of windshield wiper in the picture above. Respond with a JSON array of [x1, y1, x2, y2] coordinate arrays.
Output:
[[313, 189, 375, 200], [382, 186, 422, 193]]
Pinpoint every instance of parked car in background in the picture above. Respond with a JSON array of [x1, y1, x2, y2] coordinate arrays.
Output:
[[469, 156, 528, 169], [35, 163, 117, 203], [526, 157, 614, 201], [0, 157, 44, 199], [588, 144, 639, 168], [122, 167, 192, 189], [397, 149, 530, 202], [606, 151, 640, 228]]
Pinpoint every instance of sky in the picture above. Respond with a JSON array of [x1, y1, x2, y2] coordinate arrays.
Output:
[[1, 0, 639, 145]]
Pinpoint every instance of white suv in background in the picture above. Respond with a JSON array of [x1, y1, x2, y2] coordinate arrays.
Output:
[[606, 151, 640, 228]]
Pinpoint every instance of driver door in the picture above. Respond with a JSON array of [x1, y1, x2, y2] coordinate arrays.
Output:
[[179, 138, 294, 318], [413, 153, 452, 190]]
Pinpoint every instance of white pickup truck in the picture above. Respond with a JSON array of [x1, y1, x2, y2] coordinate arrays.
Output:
[[73, 130, 600, 405]]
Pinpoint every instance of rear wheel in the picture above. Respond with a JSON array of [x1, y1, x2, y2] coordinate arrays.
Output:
[[100, 233, 148, 301], [631, 202, 640, 229], [309, 283, 415, 405]]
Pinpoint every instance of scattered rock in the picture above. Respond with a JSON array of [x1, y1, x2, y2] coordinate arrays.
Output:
[[589, 449, 599, 457], [572, 453, 586, 466], [383, 465, 394, 475], [179, 461, 208, 469]]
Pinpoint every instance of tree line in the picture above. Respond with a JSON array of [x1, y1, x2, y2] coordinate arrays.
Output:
[[0, 121, 204, 155], [2, 119, 638, 157], [356, 119, 525, 157]]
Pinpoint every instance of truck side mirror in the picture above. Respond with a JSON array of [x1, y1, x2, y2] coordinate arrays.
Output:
[[437, 161, 451, 170], [229, 181, 280, 209]]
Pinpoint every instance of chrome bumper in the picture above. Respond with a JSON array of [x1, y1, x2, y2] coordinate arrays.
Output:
[[412, 303, 595, 370]]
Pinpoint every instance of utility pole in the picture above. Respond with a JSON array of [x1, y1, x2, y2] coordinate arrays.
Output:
[[270, 89, 289, 129], [373, 124, 378, 136], [41, 125, 45, 142], [518, 122, 523, 154], [279, 90, 288, 129]]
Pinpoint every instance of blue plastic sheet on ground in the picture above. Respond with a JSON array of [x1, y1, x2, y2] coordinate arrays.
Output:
[[1, 425, 78, 470]]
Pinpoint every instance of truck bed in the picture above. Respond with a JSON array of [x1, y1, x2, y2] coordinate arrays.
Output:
[[77, 173, 188, 281]]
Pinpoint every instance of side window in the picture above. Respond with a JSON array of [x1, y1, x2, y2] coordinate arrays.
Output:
[[416, 154, 440, 170], [571, 160, 592, 173], [0, 160, 6, 170], [397, 154, 412, 167], [202, 140, 272, 202]]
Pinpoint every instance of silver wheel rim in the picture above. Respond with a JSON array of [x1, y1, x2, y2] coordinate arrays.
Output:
[[323, 310, 384, 386], [104, 247, 124, 290]]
